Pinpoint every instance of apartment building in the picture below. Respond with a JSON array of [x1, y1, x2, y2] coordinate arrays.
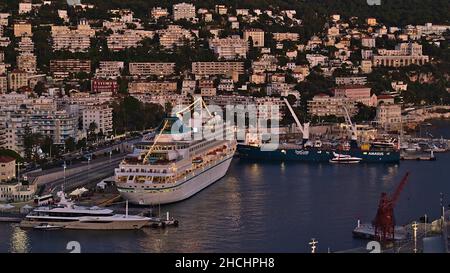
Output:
[[181, 80, 196, 95], [0, 13, 9, 26], [361, 60, 373, 74], [129, 62, 176, 77], [273, 32, 299, 42], [243, 29, 265, 47], [157, 25, 194, 49], [392, 81, 408, 92], [17, 36, 34, 53], [132, 93, 190, 110], [206, 95, 285, 121], [209, 36, 248, 60], [306, 54, 329, 67], [252, 54, 278, 72], [366, 18, 377, 26], [107, 30, 154, 51], [362, 36, 376, 48], [376, 103, 402, 132], [266, 82, 296, 97], [50, 59, 91, 78], [173, 2, 196, 21], [17, 53, 37, 74], [51, 20, 95, 52], [335, 77, 368, 86], [82, 105, 113, 135], [13, 22, 32, 37], [0, 105, 78, 154], [308, 94, 357, 117], [218, 79, 234, 92], [151, 7, 169, 20], [18, 2, 32, 14], [333, 85, 374, 106], [68, 92, 114, 107], [192, 62, 244, 81], [95, 61, 124, 79], [128, 81, 178, 94]]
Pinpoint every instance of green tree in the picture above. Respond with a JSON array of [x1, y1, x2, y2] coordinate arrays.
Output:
[[33, 81, 46, 97], [353, 103, 377, 123], [64, 137, 77, 152], [23, 125, 34, 161]]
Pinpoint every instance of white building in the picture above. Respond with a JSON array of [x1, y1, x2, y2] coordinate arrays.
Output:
[[376, 103, 402, 131], [51, 21, 95, 52], [95, 61, 124, 79], [209, 36, 248, 60], [17, 53, 37, 74], [82, 105, 113, 135], [157, 25, 194, 49], [308, 94, 357, 117], [306, 54, 329, 67], [173, 2, 196, 21], [151, 7, 169, 20], [107, 30, 154, 51], [129, 62, 175, 77], [18, 2, 32, 14], [362, 36, 376, 48], [244, 29, 265, 47]]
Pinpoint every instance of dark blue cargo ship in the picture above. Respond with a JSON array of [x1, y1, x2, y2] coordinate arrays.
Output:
[[237, 142, 400, 164], [237, 144, 332, 162]]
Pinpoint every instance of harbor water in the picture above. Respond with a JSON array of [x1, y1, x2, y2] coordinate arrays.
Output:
[[1, 120, 450, 253]]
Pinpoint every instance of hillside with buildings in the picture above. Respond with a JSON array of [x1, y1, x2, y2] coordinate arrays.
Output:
[[0, 0, 448, 178]]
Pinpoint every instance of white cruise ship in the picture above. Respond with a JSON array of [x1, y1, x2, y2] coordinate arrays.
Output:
[[20, 192, 150, 230], [115, 116, 237, 205]]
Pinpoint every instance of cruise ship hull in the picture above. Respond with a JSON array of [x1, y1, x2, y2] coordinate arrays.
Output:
[[237, 145, 400, 164], [117, 155, 234, 205]]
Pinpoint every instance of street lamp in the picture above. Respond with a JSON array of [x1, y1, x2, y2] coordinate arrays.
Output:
[[63, 161, 67, 188], [309, 238, 318, 254], [87, 156, 91, 181], [412, 222, 418, 253]]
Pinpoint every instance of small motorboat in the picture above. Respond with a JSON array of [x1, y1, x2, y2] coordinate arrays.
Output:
[[33, 223, 63, 230], [330, 153, 362, 164]]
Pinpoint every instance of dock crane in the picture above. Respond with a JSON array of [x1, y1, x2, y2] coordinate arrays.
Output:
[[283, 98, 310, 144], [372, 172, 410, 242], [343, 106, 358, 149]]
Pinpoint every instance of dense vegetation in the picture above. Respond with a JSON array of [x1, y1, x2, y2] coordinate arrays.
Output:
[[66, 0, 450, 26], [112, 96, 166, 134]]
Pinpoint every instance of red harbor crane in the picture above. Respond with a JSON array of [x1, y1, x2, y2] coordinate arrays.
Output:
[[372, 172, 410, 242]]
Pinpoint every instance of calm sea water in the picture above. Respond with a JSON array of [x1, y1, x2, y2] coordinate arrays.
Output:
[[1, 120, 450, 253]]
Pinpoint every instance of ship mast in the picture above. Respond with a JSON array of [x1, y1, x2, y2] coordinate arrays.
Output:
[[142, 97, 213, 164]]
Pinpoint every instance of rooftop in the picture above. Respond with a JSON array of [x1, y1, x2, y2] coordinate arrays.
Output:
[[0, 156, 15, 163]]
